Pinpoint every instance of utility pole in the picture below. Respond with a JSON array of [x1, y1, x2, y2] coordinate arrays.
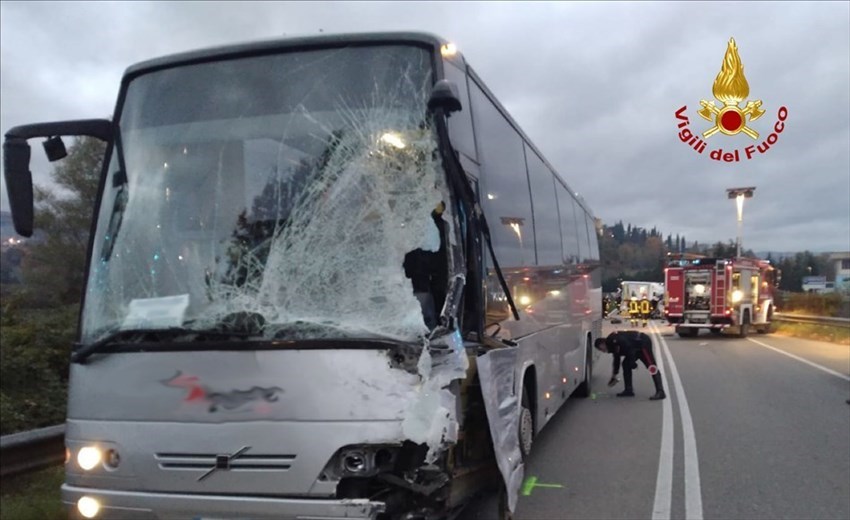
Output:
[[726, 187, 755, 258]]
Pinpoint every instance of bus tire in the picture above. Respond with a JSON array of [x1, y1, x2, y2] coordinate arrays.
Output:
[[574, 341, 592, 398], [519, 387, 534, 460]]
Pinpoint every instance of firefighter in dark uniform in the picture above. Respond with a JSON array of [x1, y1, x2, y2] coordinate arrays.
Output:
[[594, 331, 666, 400]]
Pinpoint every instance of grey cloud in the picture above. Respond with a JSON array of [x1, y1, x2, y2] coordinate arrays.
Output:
[[1, 1, 847, 253]]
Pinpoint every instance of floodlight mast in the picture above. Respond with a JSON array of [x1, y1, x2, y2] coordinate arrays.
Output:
[[726, 187, 756, 258]]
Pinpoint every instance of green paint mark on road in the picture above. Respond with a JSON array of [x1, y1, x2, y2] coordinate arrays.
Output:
[[521, 476, 564, 496]]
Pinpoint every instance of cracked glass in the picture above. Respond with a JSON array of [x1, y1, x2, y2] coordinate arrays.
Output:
[[82, 45, 452, 344]]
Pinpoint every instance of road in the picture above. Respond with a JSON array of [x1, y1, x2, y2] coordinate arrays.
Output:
[[466, 320, 850, 520]]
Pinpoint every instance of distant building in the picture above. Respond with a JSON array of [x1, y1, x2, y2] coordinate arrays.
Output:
[[802, 276, 832, 293], [829, 252, 850, 293]]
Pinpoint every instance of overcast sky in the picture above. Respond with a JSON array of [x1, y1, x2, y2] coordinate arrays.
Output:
[[1, 1, 848, 253]]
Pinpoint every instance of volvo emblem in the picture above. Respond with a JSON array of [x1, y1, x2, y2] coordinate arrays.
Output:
[[197, 446, 251, 481]]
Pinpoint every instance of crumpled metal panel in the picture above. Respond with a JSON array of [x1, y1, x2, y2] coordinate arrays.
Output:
[[477, 347, 524, 513]]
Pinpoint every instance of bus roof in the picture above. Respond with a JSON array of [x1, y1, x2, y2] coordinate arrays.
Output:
[[123, 31, 449, 81], [120, 30, 596, 219]]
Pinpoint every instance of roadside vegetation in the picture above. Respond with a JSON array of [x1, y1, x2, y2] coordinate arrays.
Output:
[[0, 465, 65, 519], [771, 291, 850, 344], [0, 136, 104, 436], [776, 291, 848, 318], [771, 321, 850, 346]]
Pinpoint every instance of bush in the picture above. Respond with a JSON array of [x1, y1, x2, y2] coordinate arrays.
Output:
[[777, 292, 847, 317], [0, 301, 77, 435]]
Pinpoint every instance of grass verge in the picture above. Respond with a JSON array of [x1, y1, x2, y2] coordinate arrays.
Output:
[[772, 322, 850, 345], [0, 466, 65, 519]]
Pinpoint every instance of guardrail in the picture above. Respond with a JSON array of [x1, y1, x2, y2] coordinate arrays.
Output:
[[774, 313, 850, 327], [0, 424, 65, 479]]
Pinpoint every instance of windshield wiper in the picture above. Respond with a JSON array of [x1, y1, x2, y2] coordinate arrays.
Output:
[[100, 129, 129, 262], [270, 321, 402, 343], [71, 327, 256, 364]]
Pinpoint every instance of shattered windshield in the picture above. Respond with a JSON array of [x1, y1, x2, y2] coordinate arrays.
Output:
[[82, 44, 452, 344]]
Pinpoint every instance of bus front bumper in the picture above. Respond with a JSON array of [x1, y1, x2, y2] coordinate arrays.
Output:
[[62, 484, 385, 520]]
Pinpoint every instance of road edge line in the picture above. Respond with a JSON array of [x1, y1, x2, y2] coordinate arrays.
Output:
[[746, 338, 850, 381]]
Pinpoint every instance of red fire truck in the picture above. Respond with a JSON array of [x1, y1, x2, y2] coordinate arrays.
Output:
[[664, 255, 780, 338]]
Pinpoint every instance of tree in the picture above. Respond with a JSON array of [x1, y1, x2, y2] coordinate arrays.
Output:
[[21, 136, 106, 307], [611, 221, 625, 243]]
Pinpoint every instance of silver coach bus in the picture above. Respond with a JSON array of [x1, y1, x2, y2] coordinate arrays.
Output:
[[3, 32, 601, 520]]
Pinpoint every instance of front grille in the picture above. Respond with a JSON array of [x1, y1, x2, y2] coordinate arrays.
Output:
[[155, 451, 296, 472]]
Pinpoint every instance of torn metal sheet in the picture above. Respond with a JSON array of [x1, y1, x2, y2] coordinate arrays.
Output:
[[477, 346, 524, 513], [402, 329, 469, 463]]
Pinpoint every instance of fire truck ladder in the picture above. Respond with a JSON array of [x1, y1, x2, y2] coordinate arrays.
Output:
[[713, 265, 726, 318]]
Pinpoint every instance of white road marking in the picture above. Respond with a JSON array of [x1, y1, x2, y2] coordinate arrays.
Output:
[[747, 338, 850, 381], [650, 326, 673, 520], [653, 323, 705, 520]]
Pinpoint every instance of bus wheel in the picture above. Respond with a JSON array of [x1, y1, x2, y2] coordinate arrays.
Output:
[[519, 390, 533, 459], [574, 342, 592, 398]]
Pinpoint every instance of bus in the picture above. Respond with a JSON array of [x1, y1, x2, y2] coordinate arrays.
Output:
[[3, 32, 601, 520]]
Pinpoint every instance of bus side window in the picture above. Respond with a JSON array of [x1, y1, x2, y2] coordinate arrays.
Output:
[[443, 61, 477, 161], [468, 77, 532, 270]]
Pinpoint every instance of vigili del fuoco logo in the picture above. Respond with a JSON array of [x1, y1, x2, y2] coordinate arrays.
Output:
[[675, 38, 787, 162]]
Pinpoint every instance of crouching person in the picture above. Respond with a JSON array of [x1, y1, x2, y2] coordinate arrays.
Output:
[[594, 331, 666, 400]]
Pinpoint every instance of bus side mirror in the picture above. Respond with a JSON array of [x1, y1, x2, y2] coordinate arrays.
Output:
[[428, 80, 462, 114], [3, 118, 112, 238], [43, 136, 68, 162], [2, 138, 34, 237]]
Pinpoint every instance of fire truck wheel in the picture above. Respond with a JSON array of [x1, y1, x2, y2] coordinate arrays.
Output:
[[757, 307, 774, 334], [738, 312, 751, 338], [676, 327, 698, 338]]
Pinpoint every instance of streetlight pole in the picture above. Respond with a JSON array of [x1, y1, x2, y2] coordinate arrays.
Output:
[[726, 187, 755, 258]]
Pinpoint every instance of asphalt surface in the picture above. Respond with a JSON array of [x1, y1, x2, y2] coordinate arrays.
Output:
[[464, 320, 850, 520]]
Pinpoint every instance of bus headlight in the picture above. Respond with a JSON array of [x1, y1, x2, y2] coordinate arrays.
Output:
[[731, 290, 743, 303], [342, 451, 369, 474], [320, 445, 399, 480], [77, 496, 100, 518], [77, 446, 102, 471]]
